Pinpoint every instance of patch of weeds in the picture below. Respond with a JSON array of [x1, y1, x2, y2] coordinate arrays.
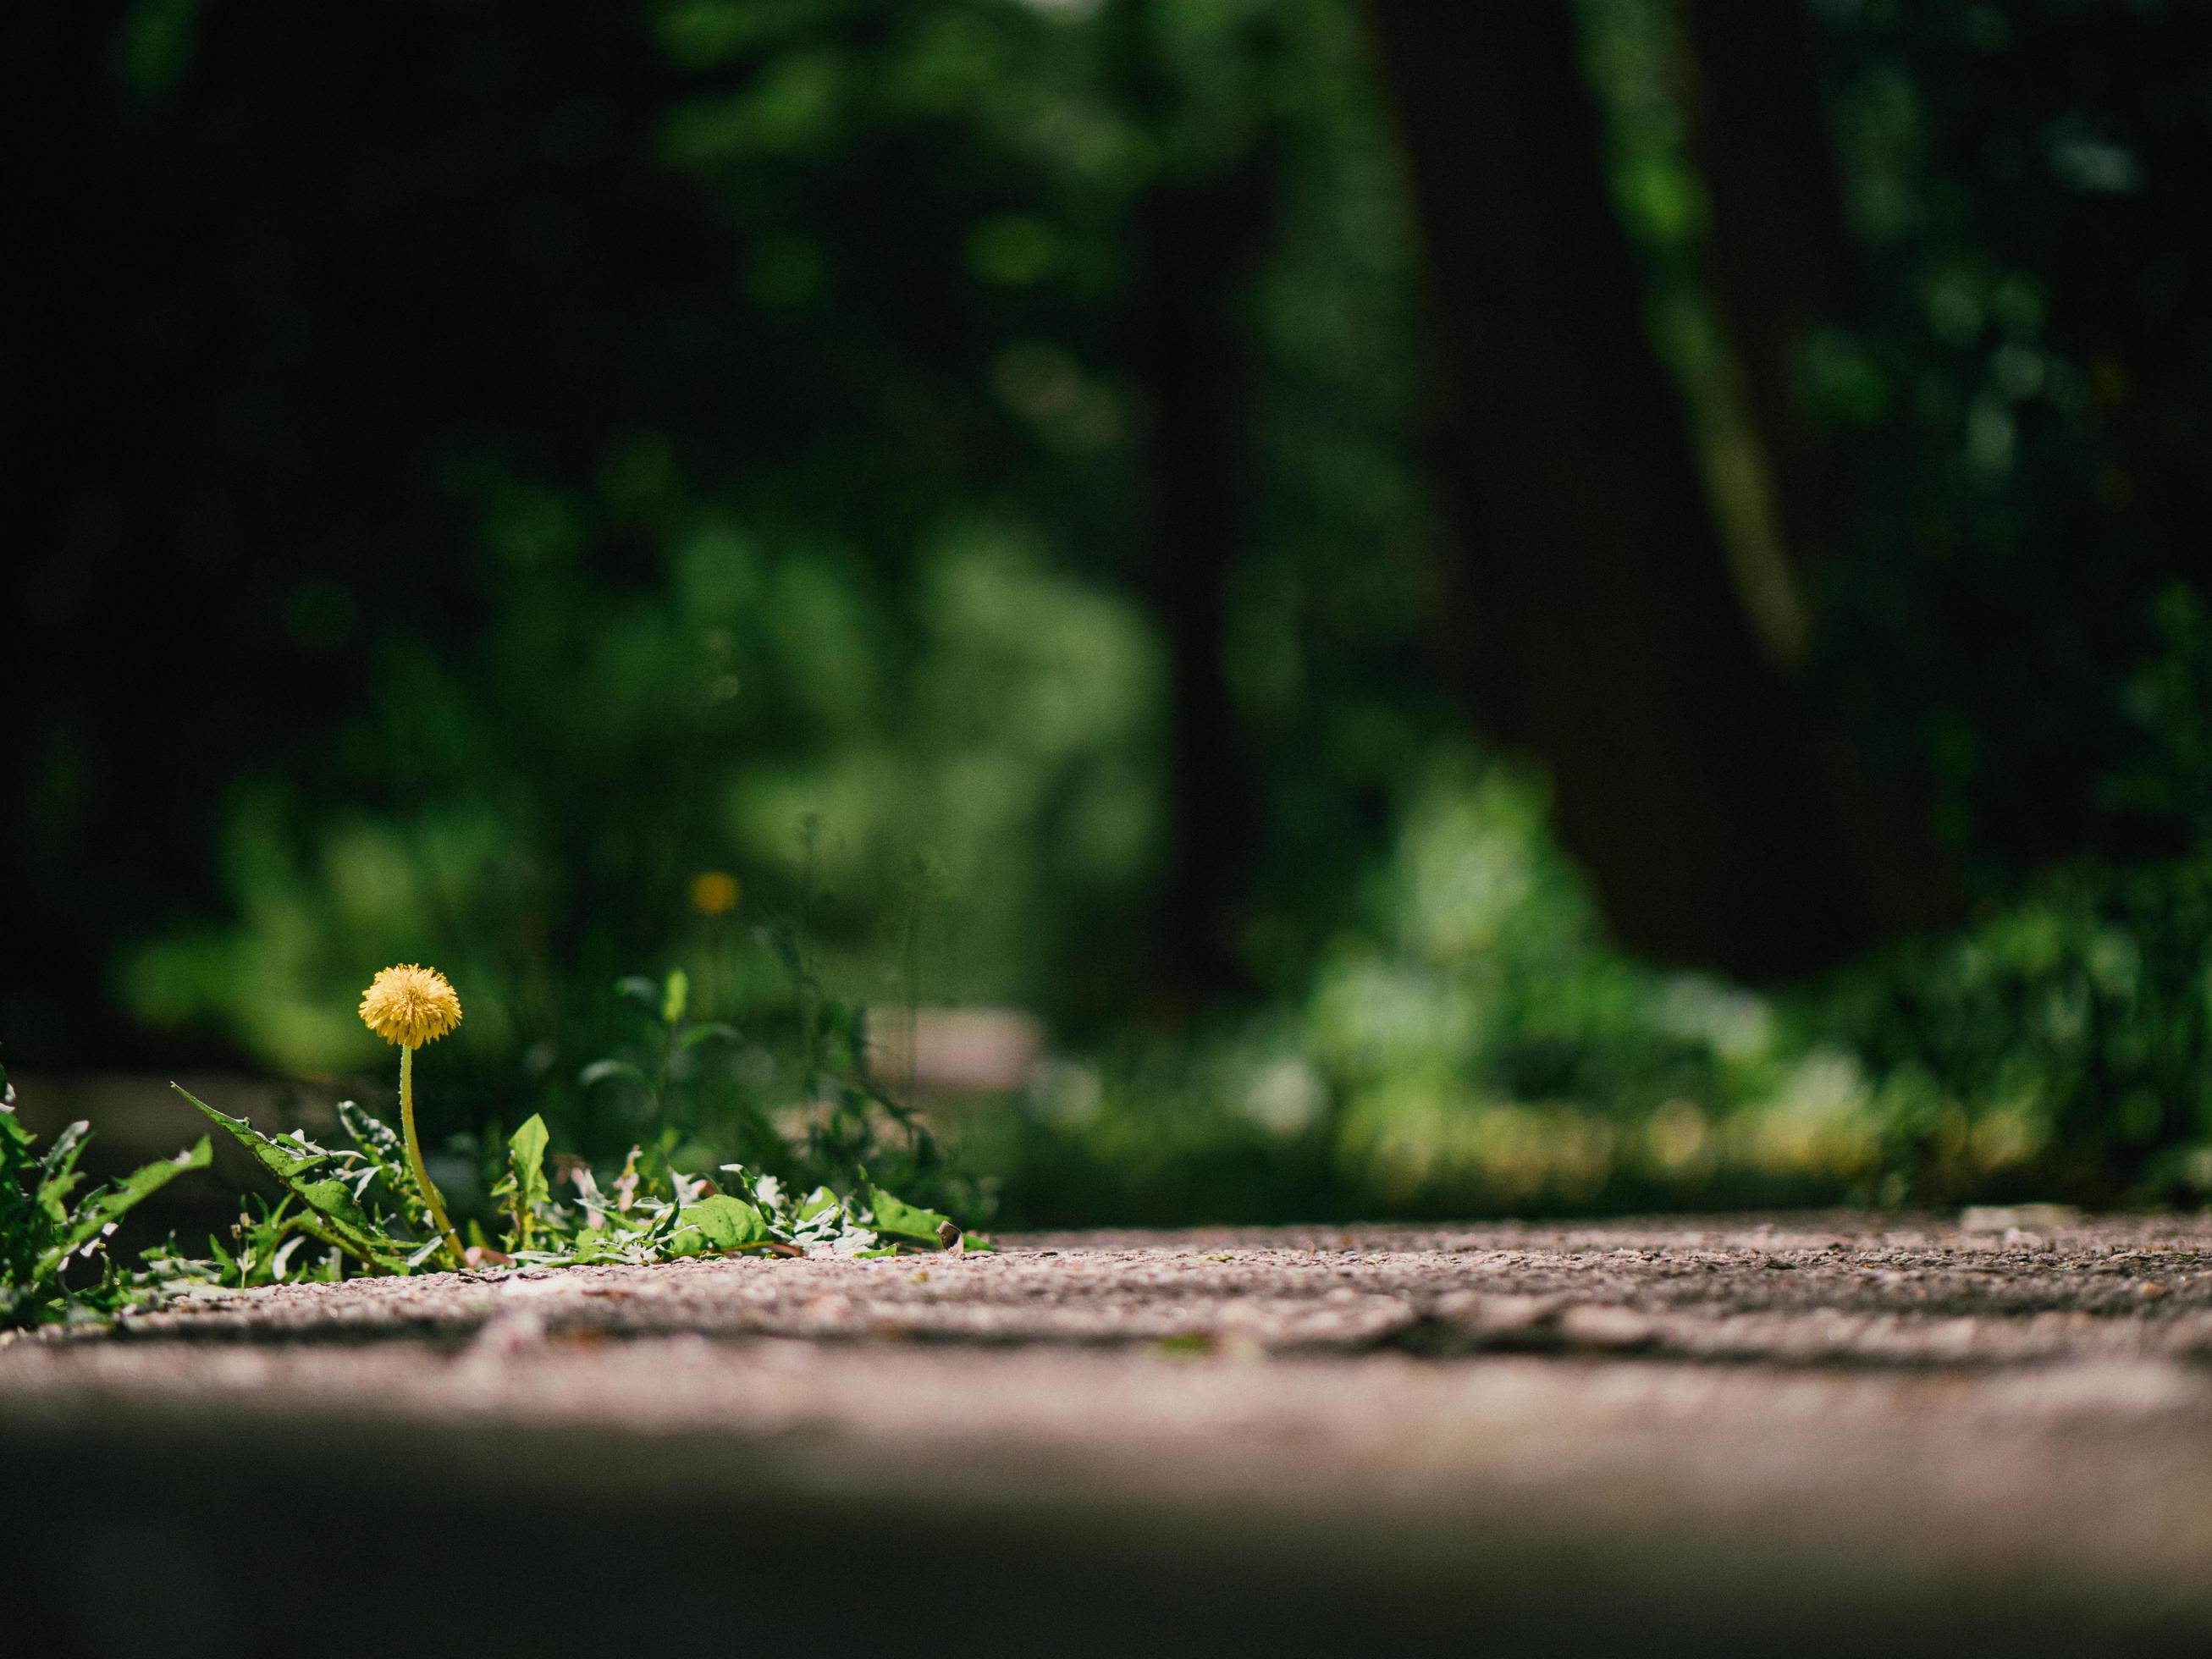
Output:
[[163, 1085, 967, 1282], [1, 1061, 212, 1329], [578, 945, 982, 1231], [3, 960, 981, 1333]]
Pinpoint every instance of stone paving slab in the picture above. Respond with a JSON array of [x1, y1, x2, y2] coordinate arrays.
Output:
[[72, 1210, 2212, 1364], [9, 1214, 2212, 1656]]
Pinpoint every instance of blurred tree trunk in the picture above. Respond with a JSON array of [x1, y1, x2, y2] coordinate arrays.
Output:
[[1113, 0, 1277, 1008], [1367, 0, 1859, 979], [1682, 0, 1949, 937], [1680, 0, 1856, 580]]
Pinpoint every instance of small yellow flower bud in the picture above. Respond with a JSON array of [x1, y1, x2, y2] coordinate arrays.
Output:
[[690, 871, 741, 917]]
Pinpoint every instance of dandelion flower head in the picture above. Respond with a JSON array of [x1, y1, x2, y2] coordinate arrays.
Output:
[[690, 870, 741, 917], [359, 963, 463, 1049]]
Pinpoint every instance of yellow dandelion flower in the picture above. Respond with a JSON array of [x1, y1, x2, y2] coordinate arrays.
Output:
[[358, 963, 466, 1268], [690, 870, 741, 917], [358, 962, 463, 1050]]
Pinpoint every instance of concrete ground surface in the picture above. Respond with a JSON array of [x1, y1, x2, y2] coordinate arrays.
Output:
[[8, 1211, 2212, 1656]]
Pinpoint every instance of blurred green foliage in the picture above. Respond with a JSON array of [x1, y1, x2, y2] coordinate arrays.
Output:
[[11, 0, 2212, 1221], [18, 0, 1435, 1063], [979, 761, 2212, 1225]]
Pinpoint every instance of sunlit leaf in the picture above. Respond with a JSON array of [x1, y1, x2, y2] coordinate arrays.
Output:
[[678, 1193, 766, 1251], [173, 1086, 409, 1271], [503, 1113, 552, 1248], [36, 1138, 212, 1277], [868, 1188, 953, 1243], [336, 1099, 432, 1233]]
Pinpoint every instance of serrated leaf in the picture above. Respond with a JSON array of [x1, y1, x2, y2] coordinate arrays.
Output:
[[336, 1100, 432, 1232], [36, 1138, 211, 1277], [173, 1086, 409, 1271], [1, 1102, 32, 1161], [34, 1120, 91, 1227], [38, 1121, 90, 1188], [293, 1177, 378, 1232]]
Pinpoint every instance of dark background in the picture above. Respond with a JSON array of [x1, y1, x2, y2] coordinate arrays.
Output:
[[10, 0, 2212, 1225]]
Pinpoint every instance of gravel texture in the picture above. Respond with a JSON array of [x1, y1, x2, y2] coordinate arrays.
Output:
[[9, 1212, 2212, 1656]]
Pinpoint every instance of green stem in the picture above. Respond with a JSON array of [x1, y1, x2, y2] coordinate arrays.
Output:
[[291, 1215, 385, 1276], [400, 1044, 466, 1268]]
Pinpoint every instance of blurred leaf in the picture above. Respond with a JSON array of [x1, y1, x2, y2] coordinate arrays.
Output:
[[676, 1021, 742, 1051], [867, 1187, 952, 1243], [580, 1059, 654, 1091], [615, 977, 663, 1010], [679, 1193, 766, 1251]]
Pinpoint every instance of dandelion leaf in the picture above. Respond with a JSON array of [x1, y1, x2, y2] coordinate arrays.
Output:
[[678, 1193, 766, 1252], [868, 1188, 953, 1243], [509, 1115, 550, 1213], [497, 1113, 552, 1248], [173, 1086, 408, 1271], [36, 1138, 211, 1277], [336, 1099, 432, 1233]]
